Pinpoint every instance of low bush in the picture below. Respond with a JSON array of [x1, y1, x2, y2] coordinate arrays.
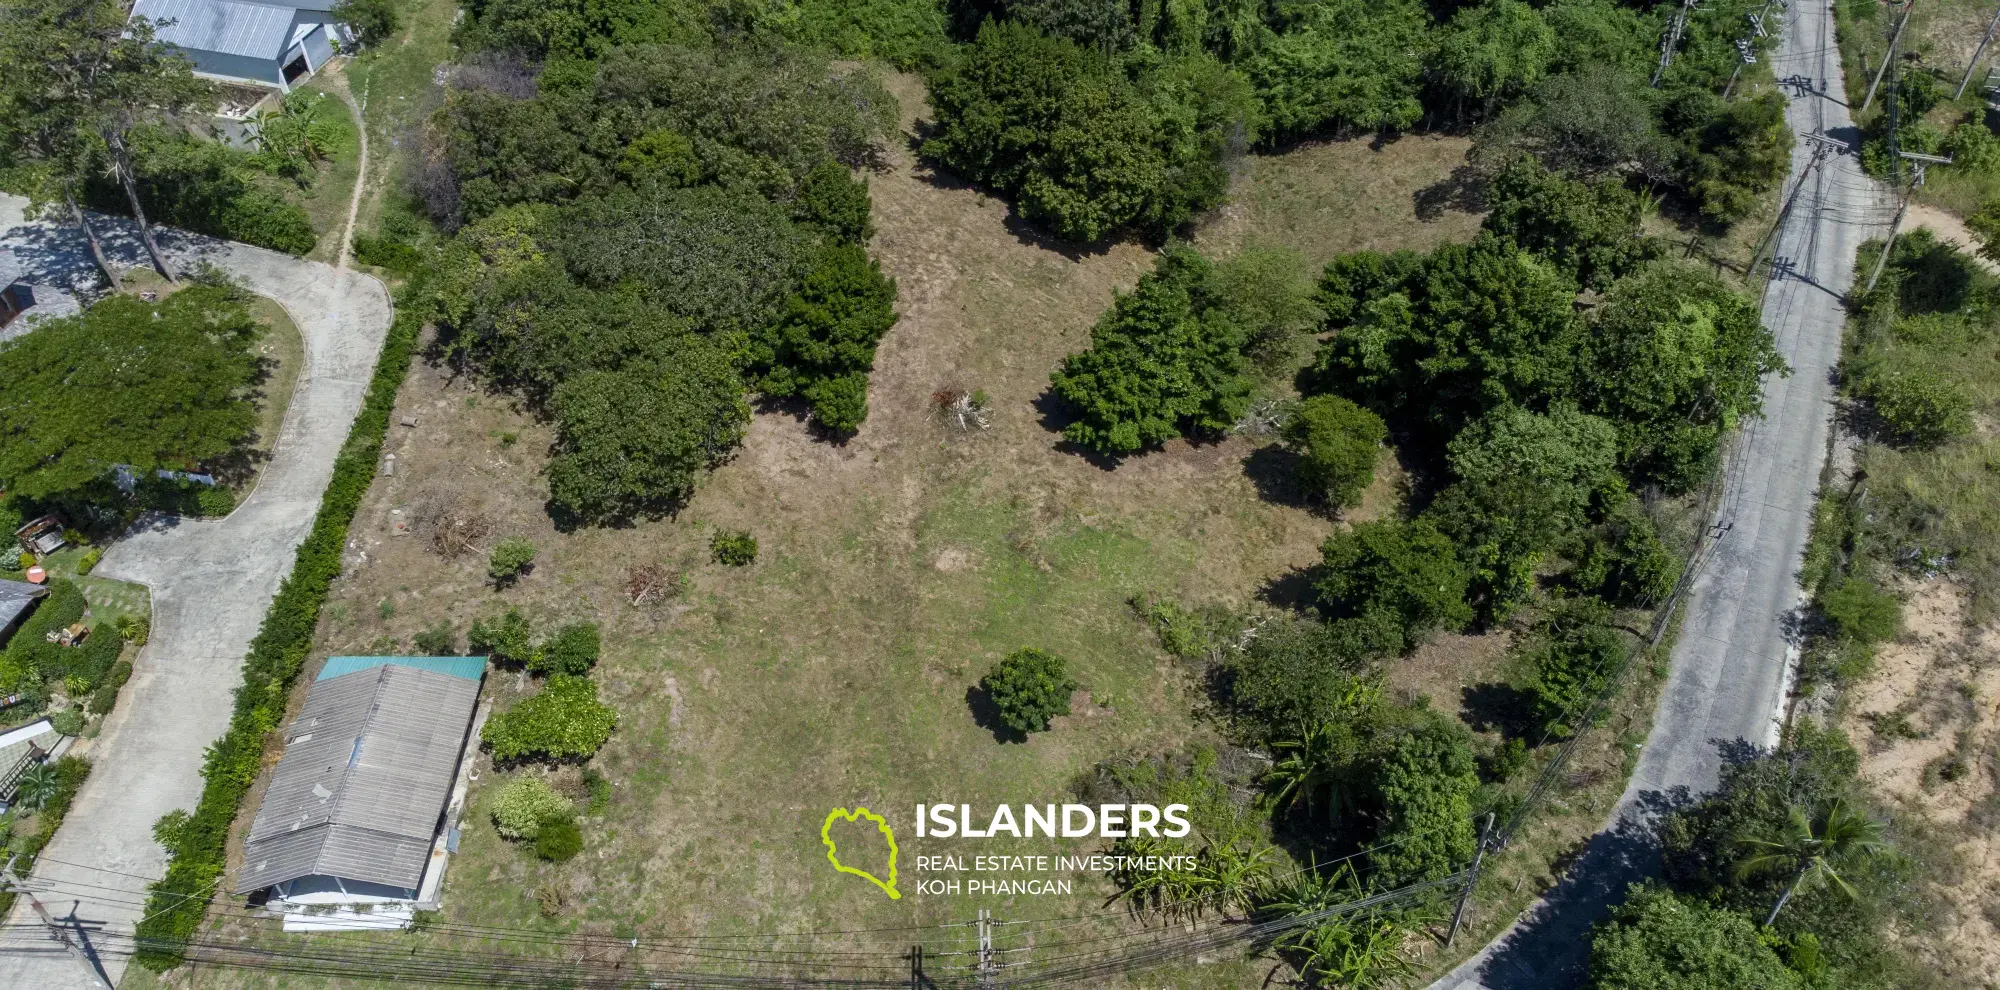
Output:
[[482, 674, 619, 763], [76, 547, 102, 575], [353, 235, 424, 273], [534, 816, 584, 861], [1855, 368, 1972, 449], [1819, 577, 1901, 644], [86, 660, 133, 715], [490, 777, 572, 840], [1221, 616, 1393, 734], [533, 622, 600, 676], [980, 648, 1078, 735], [1525, 599, 1629, 740], [1312, 520, 1473, 650], [412, 622, 457, 655], [50, 707, 85, 736], [711, 530, 758, 566], [489, 537, 537, 584], [468, 608, 534, 664]]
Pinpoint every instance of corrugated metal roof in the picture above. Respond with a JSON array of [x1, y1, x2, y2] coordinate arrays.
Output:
[[132, 0, 296, 61], [238, 664, 482, 893], [317, 655, 489, 683]]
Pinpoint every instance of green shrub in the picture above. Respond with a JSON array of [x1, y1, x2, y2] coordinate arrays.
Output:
[[76, 547, 103, 575], [1572, 495, 1679, 606], [1588, 886, 1803, 990], [581, 766, 612, 814], [979, 648, 1078, 734], [1366, 710, 1478, 887], [152, 809, 192, 849], [488, 537, 537, 583], [196, 486, 236, 517], [1222, 616, 1394, 733], [1312, 520, 1473, 649], [711, 530, 758, 566], [116, 614, 150, 646], [490, 777, 572, 840], [412, 622, 457, 655], [133, 254, 419, 969], [1525, 599, 1629, 739], [1281, 395, 1386, 508], [748, 244, 898, 433], [86, 660, 132, 715], [49, 706, 85, 737], [482, 674, 619, 763], [352, 234, 423, 272], [534, 816, 584, 861], [1856, 368, 1972, 449], [1819, 577, 1901, 645], [332, 0, 400, 47], [533, 623, 600, 676], [468, 608, 534, 664]]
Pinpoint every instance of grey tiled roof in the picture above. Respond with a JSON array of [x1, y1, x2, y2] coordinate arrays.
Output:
[[238, 664, 481, 893], [0, 578, 46, 641]]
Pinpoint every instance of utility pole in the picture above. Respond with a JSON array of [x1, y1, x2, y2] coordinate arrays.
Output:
[[1653, 0, 1702, 88], [1, 861, 109, 990], [1749, 134, 1838, 287], [1725, 0, 1779, 99], [1955, 2, 2000, 99], [1861, 0, 1916, 113], [1447, 813, 1497, 948], [1864, 154, 1952, 294], [975, 909, 994, 990], [908, 944, 927, 990]]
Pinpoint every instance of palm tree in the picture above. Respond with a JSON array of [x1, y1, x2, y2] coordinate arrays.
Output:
[[1734, 797, 1885, 926], [1267, 717, 1365, 819], [12, 762, 62, 812]]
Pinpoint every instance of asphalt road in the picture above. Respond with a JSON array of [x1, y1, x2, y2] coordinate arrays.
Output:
[[0, 199, 391, 988], [1429, 4, 1894, 987]]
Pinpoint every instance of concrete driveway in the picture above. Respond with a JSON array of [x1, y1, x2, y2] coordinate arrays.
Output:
[[1429, 3, 1895, 987], [0, 197, 392, 988]]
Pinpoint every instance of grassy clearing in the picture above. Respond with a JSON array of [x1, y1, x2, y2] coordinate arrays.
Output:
[[342, 0, 460, 243], [282, 71, 364, 264]]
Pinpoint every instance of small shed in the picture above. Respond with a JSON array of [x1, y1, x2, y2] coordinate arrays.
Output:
[[238, 656, 486, 928], [132, 0, 354, 91]]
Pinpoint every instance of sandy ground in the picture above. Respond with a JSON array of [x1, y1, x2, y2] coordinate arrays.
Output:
[[1907, 203, 2000, 273], [1842, 579, 2000, 985]]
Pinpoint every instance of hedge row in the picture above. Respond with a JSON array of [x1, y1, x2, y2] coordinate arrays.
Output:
[[0, 756, 93, 921], [133, 275, 421, 969]]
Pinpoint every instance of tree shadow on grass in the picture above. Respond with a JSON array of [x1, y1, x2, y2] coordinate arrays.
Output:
[[1242, 444, 1313, 510], [965, 685, 1028, 744], [1257, 567, 1320, 615], [1032, 388, 1125, 470], [1461, 681, 1539, 740]]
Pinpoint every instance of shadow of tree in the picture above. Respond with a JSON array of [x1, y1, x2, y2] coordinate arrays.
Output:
[[965, 684, 1028, 744], [1461, 681, 1538, 740]]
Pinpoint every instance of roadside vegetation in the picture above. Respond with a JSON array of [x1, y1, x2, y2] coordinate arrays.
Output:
[[28, 0, 1844, 987]]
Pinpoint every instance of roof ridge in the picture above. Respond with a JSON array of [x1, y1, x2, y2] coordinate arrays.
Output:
[[321, 665, 393, 829]]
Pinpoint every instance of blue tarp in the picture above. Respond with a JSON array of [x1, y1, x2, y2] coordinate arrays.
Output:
[[316, 656, 488, 683]]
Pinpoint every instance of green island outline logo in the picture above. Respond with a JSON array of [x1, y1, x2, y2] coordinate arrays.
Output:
[[821, 806, 901, 900]]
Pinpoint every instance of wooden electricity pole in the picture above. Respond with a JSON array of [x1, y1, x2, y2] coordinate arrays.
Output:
[[1, 860, 109, 990], [1861, 0, 1916, 113], [1654, 0, 1702, 87], [1956, 2, 2000, 99]]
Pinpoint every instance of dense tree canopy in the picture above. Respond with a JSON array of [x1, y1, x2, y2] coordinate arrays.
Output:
[[1049, 244, 1251, 452], [0, 285, 262, 500], [1588, 887, 1803, 990]]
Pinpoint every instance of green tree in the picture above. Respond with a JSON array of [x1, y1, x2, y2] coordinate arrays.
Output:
[[1005, 0, 1135, 52], [1572, 492, 1678, 606], [1432, 0, 1557, 119], [1423, 405, 1619, 617], [0, 286, 261, 500], [1313, 520, 1473, 648], [534, 815, 584, 860], [1734, 798, 1886, 926], [1661, 89, 1792, 227], [546, 349, 749, 524], [980, 647, 1078, 734], [0, 0, 211, 281], [750, 244, 898, 433], [792, 159, 874, 243], [1968, 198, 2000, 265], [1588, 886, 1804, 990], [1481, 155, 1659, 290], [332, 0, 399, 47], [1281, 396, 1386, 508], [1050, 245, 1251, 453], [482, 674, 619, 762], [1236, 0, 1431, 140], [1579, 261, 1784, 492], [469, 608, 535, 665], [1223, 615, 1395, 732], [1367, 710, 1478, 886], [1479, 65, 1673, 178]]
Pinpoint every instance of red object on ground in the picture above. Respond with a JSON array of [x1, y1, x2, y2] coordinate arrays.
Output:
[[24, 566, 46, 583]]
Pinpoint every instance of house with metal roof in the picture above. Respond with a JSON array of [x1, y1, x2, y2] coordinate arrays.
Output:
[[131, 0, 354, 91], [238, 656, 487, 930]]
